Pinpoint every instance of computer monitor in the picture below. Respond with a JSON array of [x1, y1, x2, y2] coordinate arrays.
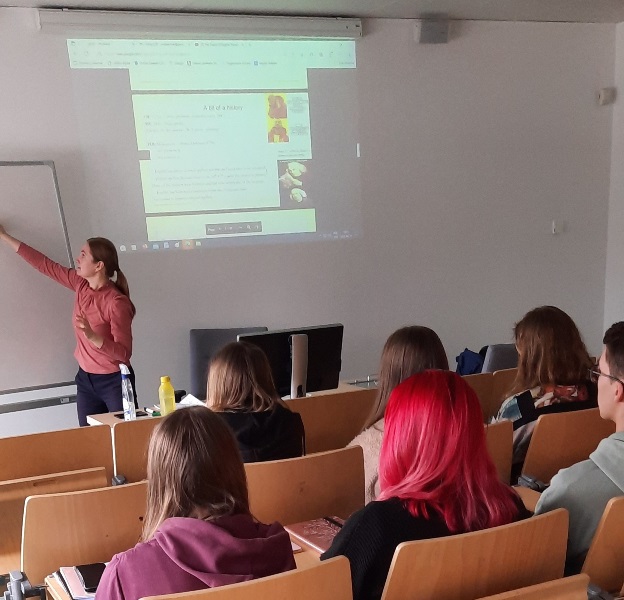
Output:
[[238, 324, 344, 397]]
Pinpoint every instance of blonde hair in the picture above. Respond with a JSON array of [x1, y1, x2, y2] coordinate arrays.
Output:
[[362, 326, 449, 430], [207, 342, 283, 412], [508, 306, 592, 397], [141, 406, 249, 541]]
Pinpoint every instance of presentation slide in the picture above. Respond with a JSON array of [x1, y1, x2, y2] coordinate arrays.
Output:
[[65, 38, 362, 251]]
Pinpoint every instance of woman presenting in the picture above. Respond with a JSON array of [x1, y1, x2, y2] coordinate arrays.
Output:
[[0, 224, 136, 426]]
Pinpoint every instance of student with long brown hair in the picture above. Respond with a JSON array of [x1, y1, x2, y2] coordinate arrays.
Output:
[[97, 407, 295, 600], [535, 322, 624, 572], [323, 371, 528, 600], [0, 224, 136, 425], [494, 305, 596, 465], [207, 341, 305, 462], [348, 326, 449, 503]]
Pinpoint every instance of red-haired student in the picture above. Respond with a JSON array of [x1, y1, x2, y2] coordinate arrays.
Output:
[[321, 370, 530, 600]]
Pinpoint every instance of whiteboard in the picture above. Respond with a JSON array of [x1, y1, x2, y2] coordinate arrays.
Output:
[[0, 162, 77, 397]]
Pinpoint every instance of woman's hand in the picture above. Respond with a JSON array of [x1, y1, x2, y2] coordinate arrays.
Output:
[[75, 313, 104, 348], [0, 224, 21, 252]]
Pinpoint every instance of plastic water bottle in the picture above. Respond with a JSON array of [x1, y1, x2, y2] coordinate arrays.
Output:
[[159, 376, 175, 416], [120, 364, 136, 421]]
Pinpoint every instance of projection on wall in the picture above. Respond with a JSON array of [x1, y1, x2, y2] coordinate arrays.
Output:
[[66, 38, 361, 251]]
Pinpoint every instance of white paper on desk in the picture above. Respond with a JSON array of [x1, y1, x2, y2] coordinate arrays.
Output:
[[178, 394, 206, 407], [58, 566, 95, 600]]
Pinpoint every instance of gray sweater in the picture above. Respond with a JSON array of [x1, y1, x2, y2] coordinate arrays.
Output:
[[534, 431, 624, 570]]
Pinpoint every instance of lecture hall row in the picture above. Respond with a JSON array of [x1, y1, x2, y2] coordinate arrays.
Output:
[[0, 375, 621, 600]]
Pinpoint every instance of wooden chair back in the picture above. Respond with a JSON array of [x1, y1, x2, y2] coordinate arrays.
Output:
[[112, 417, 162, 482], [0, 425, 114, 482], [288, 388, 377, 453], [245, 446, 364, 524], [0, 467, 107, 574], [489, 368, 518, 419], [22, 481, 147, 584], [522, 408, 615, 483], [140, 556, 352, 600], [464, 373, 494, 422], [484, 420, 512, 483], [476, 574, 589, 600], [380, 509, 568, 600], [581, 496, 624, 593]]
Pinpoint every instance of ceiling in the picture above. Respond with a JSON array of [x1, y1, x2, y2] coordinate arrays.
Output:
[[2, 0, 624, 24]]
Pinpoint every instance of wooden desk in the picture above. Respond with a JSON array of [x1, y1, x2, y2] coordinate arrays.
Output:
[[87, 382, 367, 427], [87, 412, 154, 427], [513, 486, 542, 513], [293, 545, 321, 569], [312, 382, 375, 394]]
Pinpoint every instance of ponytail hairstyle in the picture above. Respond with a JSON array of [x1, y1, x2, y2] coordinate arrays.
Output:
[[87, 237, 136, 316], [378, 370, 521, 534]]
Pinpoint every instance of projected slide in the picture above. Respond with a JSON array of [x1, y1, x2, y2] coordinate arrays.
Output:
[[66, 38, 361, 250]]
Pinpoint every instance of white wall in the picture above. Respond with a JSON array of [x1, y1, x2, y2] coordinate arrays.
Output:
[[604, 22, 624, 331], [0, 11, 615, 425], [354, 19, 613, 370]]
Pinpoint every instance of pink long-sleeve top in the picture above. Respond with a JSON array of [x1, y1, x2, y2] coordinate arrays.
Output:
[[18, 243, 134, 374]]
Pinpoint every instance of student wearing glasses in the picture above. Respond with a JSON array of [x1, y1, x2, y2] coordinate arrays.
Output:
[[534, 322, 624, 574]]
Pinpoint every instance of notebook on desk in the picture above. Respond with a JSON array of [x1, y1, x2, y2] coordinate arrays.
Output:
[[56, 568, 93, 600], [56, 563, 106, 600], [285, 516, 344, 554]]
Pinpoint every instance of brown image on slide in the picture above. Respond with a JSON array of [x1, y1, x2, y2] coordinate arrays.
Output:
[[268, 94, 288, 119], [268, 120, 289, 143]]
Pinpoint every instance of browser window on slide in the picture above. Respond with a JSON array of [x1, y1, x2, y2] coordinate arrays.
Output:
[[66, 38, 362, 251]]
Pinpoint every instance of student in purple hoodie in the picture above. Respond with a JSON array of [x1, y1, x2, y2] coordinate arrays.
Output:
[[97, 406, 296, 600]]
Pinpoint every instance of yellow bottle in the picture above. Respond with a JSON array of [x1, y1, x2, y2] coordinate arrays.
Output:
[[159, 376, 175, 416]]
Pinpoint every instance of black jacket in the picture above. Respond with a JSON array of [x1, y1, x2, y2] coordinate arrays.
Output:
[[321, 496, 531, 600], [218, 404, 305, 463]]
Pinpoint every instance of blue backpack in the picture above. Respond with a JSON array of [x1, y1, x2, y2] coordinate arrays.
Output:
[[455, 347, 486, 375]]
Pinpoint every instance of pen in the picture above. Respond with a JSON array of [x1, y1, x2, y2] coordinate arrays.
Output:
[[322, 516, 343, 529]]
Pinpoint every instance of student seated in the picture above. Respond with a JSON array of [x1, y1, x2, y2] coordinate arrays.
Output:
[[493, 306, 596, 466], [535, 322, 624, 573], [97, 406, 296, 600], [206, 341, 305, 462], [322, 371, 529, 600], [348, 326, 449, 504]]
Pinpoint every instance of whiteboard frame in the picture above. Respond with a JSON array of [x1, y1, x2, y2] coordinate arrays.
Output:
[[0, 160, 75, 397], [0, 160, 74, 269]]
